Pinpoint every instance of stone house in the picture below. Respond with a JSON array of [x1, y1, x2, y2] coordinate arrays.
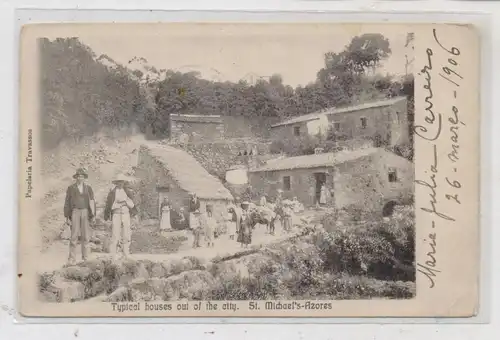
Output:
[[170, 114, 225, 143], [135, 143, 234, 224], [247, 147, 414, 216], [270, 96, 409, 149]]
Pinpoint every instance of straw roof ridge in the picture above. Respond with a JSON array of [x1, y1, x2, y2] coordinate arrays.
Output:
[[140, 143, 233, 200]]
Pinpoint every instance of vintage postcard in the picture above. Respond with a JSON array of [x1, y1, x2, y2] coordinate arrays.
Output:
[[18, 23, 479, 318]]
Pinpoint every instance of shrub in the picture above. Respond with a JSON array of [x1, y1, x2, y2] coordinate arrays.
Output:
[[317, 204, 415, 281]]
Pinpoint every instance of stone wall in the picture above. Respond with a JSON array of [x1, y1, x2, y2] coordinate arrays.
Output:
[[326, 99, 409, 148], [136, 147, 231, 224], [333, 156, 382, 212], [223, 116, 276, 139], [248, 166, 335, 207], [333, 151, 414, 217], [172, 140, 273, 180], [270, 99, 409, 150], [136, 148, 190, 220], [170, 121, 224, 142], [371, 149, 415, 205]]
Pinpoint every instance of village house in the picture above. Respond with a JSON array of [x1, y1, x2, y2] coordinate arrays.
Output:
[[270, 96, 409, 149], [135, 142, 234, 224], [247, 147, 414, 217], [169, 114, 225, 143]]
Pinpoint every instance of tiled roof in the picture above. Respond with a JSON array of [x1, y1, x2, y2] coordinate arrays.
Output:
[[271, 96, 407, 128], [140, 143, 233, 200], [170, 114, 223, 124], [249, 147, 380, 172]]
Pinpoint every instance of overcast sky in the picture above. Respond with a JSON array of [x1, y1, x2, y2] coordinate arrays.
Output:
[[53, 23, 412, 87]]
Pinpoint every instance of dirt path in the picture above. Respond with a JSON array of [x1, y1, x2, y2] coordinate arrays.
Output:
[[38, 220, 303, 274]]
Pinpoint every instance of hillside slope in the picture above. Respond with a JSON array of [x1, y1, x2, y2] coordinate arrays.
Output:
[[40, 37, 151, 151], [41, 134, 146, 248]]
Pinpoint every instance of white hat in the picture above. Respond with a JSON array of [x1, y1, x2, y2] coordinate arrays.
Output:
[[112, 174, 133, 184]]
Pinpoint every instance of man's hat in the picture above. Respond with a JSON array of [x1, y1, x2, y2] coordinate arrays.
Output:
[[112, 173, 132, 185], [73, 168, 88, 179]]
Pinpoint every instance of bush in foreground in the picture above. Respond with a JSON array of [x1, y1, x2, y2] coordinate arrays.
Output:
[[316, 205, 415, 281]]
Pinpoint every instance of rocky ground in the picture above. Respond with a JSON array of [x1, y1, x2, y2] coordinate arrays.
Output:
[[38, 219, 416, 304], [38, 221, 309, 303]]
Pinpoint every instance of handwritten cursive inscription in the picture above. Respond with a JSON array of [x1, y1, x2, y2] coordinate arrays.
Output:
[[417, 224, 441, 289], [414, 48, 442, 142], [447, 105, 466, 167], [415, 145, 455, 222], [415, 29, 465, 288]]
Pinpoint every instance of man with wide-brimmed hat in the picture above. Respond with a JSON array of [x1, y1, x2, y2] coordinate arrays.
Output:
[[104, 174, 138, 258], [64, 168, 96, 265]]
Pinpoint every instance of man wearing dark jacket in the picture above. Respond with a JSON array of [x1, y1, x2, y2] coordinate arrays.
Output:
[[104, 174, 137, 257], [188, 192, 201, 228], [64, 168, 96, 265]]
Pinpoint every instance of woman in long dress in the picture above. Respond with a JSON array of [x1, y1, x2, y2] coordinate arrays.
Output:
[[159, 198, 172, 231], [320, 184, 328, 205], [259, 196, 267, 207], [282, 203, 293, 232], [227, 205, 241, 241], [237, 208, 252, 248], [204, 205, 216, 248]]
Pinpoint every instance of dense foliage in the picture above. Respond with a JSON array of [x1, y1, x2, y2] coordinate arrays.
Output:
[[40, 38, 149, 149], [205, 206, 416, 300], [40, 33, 414, 150]]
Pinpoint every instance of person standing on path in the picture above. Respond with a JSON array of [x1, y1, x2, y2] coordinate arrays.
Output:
[[204, 205, 216, 248], [159, 197, 172, 232], [237, 201, 253, 248], [282, 202, 294, 233], [227, 204, 241, 241], [191, 210, 203, 248], [320, 184, 328, 206], [274, 189, 284, 229], [64, 168, 96, 265], [188, 192, 201, 228], [104, 174, 137, 258], [259, 196, 267, 207]]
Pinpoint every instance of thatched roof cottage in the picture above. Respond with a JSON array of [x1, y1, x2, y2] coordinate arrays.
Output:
[[136, 142, 234, 223]]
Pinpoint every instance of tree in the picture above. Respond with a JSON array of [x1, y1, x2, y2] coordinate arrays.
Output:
[[40, 38, 149, 149], [344, 33, 391, 74], [313, 33, 393, 114], [42, 34, 410, 150]]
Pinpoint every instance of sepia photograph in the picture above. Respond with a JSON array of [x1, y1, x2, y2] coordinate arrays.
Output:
[[18, 23, 479, 317]]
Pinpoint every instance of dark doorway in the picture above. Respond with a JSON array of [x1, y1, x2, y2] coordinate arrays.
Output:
[[382, 201, 397, 217], [314, 173, 327, 205]]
